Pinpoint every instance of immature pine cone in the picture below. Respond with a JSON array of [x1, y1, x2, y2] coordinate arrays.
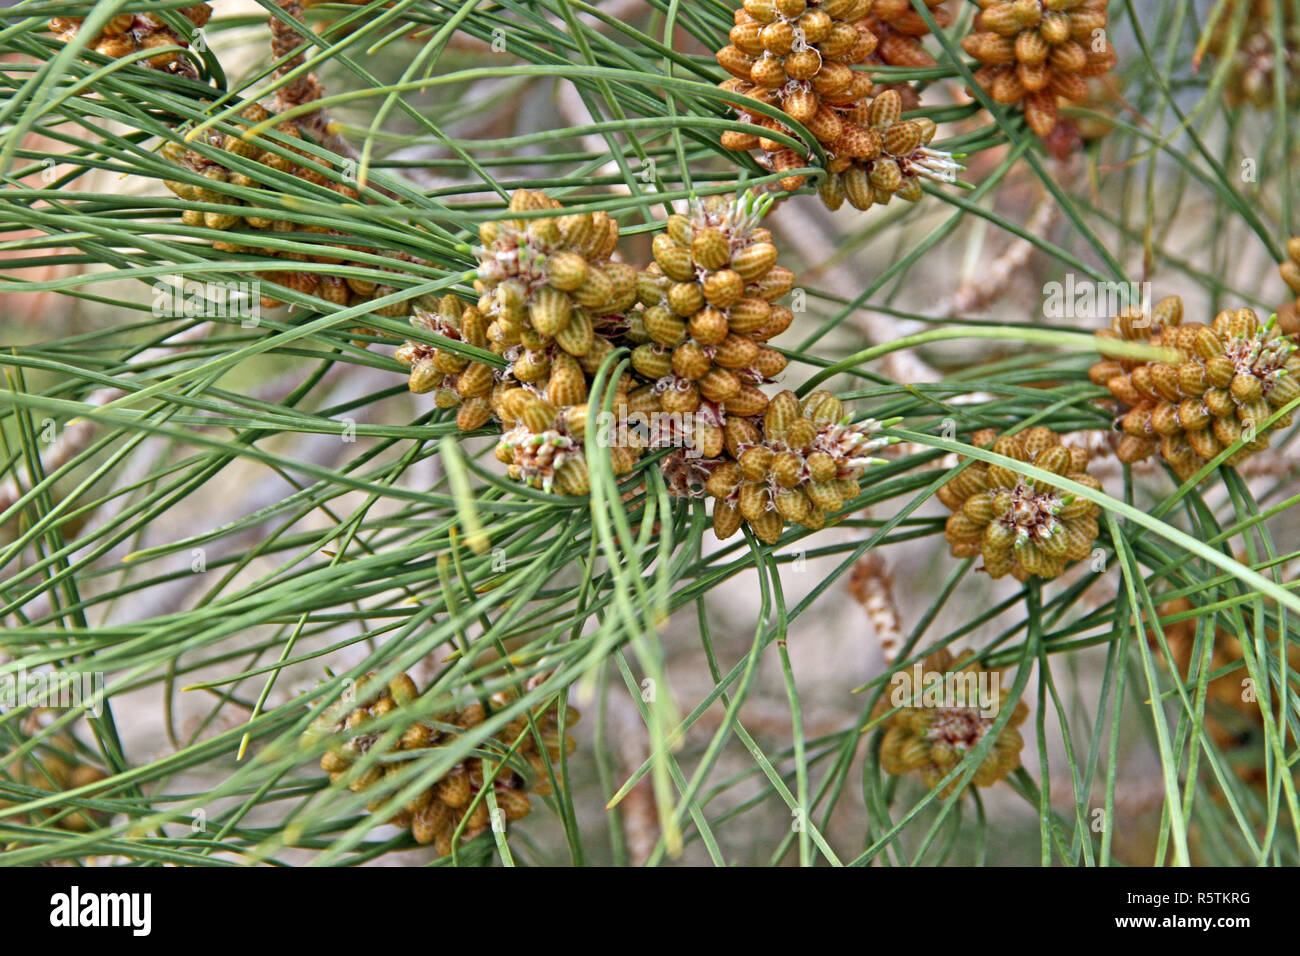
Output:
[[878, 647, 1028, 797], [1088, 296, 1299, 480], [49, 5, 211, 71], [306, 672, 577, 858], [938, 426, 1102, 581], [962, 0, 1117, 138], [704, 389, 889, 544], [1201, 0, 1300, 108]]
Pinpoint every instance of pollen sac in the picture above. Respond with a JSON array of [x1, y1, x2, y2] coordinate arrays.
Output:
[[962, 0, 1117, 139], [938, 426, 1101, 582], [876, 647, 1028, 797], [49, 5, 212, 73], [1200, 1, 1299, 109], [703, 388, 890, 544], [1088, 295, 1299, 481], [304, 671, 578, 858]]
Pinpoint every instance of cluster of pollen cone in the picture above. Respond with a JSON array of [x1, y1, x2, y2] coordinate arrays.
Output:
[[1089, 296, 1300, 481], [304, 672, 576, 857], [0, 738, 108, 834], [1149, 598, 1300, 792], [49, 4, 212, 73], [434, 188, 641, 496], [877, 648, 1028, 796], [633, 193, 791, 419], [58, 2, 420, 318], [159, 105, 422, 314], [1201, 0, 1300, 108], [393, 189, 892, 543], [962, 0, 1117, 138], [715, 0, 962, 210], [702, 389, 891, 544], [939, 426, 1102, 582], [49, 0, 1300, 828]]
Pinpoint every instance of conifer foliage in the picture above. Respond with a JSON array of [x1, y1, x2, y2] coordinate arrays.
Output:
[[0, 0, 1296, 869]]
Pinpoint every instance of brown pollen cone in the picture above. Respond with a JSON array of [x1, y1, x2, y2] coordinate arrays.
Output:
[[704, 389, 888, 544], [938, 425, 1102, 581], [877, 647, 1028, 797], [0, 741, 109, 834], [1278, 237, 1300, 337], [1088, 295, 1299, 481], [962, 0, 1117, 138], [1200, 0, 1300, 108], [49, 5, 212, 73], [160, 104, 423, 317], [305, 672, 578, 858], [1147, 597, 1300, 790], [862, 0, 952, 108], [269, 0, 328, 133]]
